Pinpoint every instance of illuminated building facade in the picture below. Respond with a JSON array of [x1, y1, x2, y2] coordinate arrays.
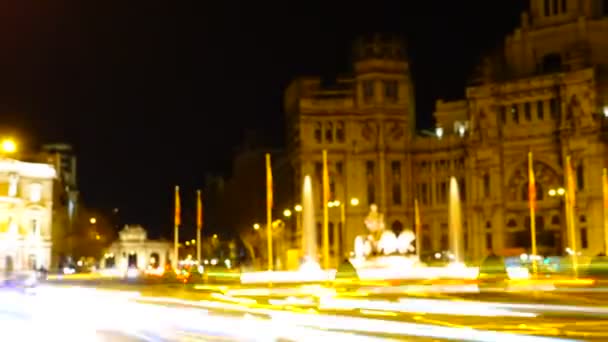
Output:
[[103, 225, 171, 271], [0, 158, 56, 272], [285, 0, 608, 262]]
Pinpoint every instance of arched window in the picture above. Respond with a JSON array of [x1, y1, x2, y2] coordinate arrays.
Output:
[[507, 219, 517, 228]]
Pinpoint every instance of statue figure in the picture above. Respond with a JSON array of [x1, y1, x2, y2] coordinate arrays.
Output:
[[364, 204, 385, 239], [354, 204, 416, 258]]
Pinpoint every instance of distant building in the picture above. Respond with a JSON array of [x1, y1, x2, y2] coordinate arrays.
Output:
[[285, 0, 608, 262], [0, 157, 56, 272], [41, 143, 79, 266], [103, 225, 171, 271]]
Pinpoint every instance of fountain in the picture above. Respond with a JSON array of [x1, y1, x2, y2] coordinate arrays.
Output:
[[301, 175, 317, 263], [448, 177, 464, 264], [239, 177, 478, 284], [300, 175, 321, 272]]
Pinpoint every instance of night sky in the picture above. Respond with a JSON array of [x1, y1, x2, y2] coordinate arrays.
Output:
[[0, 1, 526, 239]]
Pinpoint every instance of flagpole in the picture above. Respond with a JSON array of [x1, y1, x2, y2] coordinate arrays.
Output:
[[566, 155, 578, 278], [196, 190, 202, 263], [265, 153, 274, 272], [322, 150, 330, 270], [603, 168, 608, 256], [528, 152, 538, 275], [414, 198, 421, 260], [174, 185, 180, 270]]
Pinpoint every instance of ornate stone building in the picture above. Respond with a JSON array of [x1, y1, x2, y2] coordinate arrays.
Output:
[[0, 158, 56, 272], [103, 225, 171, 271], [285, 0, 608, 262]]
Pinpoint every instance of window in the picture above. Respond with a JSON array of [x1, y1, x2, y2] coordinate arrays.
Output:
[[384, 80, 398, 102], [553, 0, 559, 14], [551, 215, 560, 225], [29, 183, 42, 203], [524, 102, 532, 121], [31, 219, 39, 235], [314, 122, 322, 143], [391, 161, 402, 205], [550, 98, 559, 119], [486, 233, 493, 250], [486, 221, 492, 229], [366, 161, 375, 205], [576, 163, 584, 190], [499, 106, 506, 124], [440, 223, 448, 250], [511, 105, 519, 124], [580, 215, 587, 223], [8, 174, 17, 197], [422, 224, 432, 250], [483, 174, 491, 198], [315, 162, 322, 180], [329, 181, 336, 201], [392, 184, 402, 205], [420, 183, 429, 205], [325, 122, 333, 143], [537, 101, 544, 120], [336, 162, 343, 176], [363, 80, 374, 103], [459, 178, 466, 202], [507, 219, 517, 228], [560, 0, 566, 13], [336, 121, 345, 142], [580, 228, 588, 249], [542, 53, 562, 73], [544, 0, 551, 16], [437, 181, 448, 204]]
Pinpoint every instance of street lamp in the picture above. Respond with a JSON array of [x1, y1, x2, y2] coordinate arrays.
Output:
[[1, 139, 16, 154], [294, 204, 303, 212], [283, 209, 292, 218], [327, 198, 359, 263], [548, 186, 578, 278], [253, 223, 260, 231], [89, 217, 97, 224]]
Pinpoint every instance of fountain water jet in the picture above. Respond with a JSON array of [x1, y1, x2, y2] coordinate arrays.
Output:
[[449, 177, 464, 263], [301, 175, 318, 265]]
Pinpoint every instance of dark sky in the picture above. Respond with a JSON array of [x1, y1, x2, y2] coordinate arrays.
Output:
[[0, 1, 526, 239]]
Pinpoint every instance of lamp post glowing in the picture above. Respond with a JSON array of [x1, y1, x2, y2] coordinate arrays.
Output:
[[89, 217, 97, 225], [283, 209, 292, 218], [253, 223, 260, 231], [1, 139, 16, 154]]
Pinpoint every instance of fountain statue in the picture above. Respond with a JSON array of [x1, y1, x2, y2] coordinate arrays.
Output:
[[354, 204, 415, 258], [301, 175, 317, 263]]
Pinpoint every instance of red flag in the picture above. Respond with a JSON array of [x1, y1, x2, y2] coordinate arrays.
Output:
[[196, 190, 203, 229], [528, 152, 536, 211], [174, 186, 181, 227], [566, 156, 576, 208]]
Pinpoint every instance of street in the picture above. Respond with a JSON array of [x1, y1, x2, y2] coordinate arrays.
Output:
[[1, 280, 606, 341]]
